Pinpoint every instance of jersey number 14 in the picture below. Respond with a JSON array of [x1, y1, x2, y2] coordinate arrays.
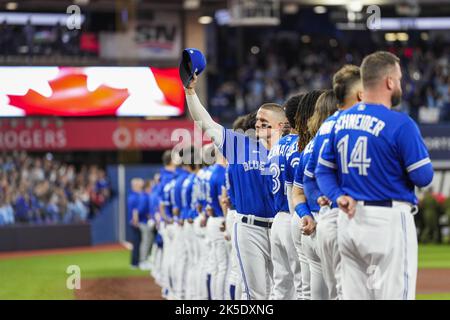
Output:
[[337, 135, 372, 176]]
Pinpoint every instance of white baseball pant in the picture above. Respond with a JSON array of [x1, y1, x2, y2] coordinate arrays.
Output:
[[234, 213, 273, 300], [290, 213, 311, 300], [173, 222, 188, 300], [225, 210, 242, 300], [270, 211, 303, 300], [159, 221, 175, 296], [337, 202, 418, 300], [193, 215, 209, 300], [315, 206, 342, 300], [301, 214, 329, 300], [184, 221, 197, 300]]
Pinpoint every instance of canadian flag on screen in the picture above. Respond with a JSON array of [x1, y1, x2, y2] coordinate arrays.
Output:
[[0, 66, 185, 117]]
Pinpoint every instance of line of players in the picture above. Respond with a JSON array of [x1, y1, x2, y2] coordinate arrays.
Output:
[[145, 51, 433, 300]]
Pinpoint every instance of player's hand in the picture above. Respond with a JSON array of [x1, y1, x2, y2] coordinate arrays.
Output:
[[206, 207, 215, 217], [301, 215, 316, 235], [185, 74, 198, 95], [337, 195, 357, 218], [220, 195, 230, 209], [172, 208, 180, 217], [200, 214, 207, 227], [317, 196, 331, 207], [224, 234, 231, 241], [220, 221, 226, 232]]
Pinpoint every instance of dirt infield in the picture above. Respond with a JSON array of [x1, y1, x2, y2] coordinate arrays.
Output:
[[417, 269, 450, 294], [75, 276, 163, 300], [72, 268, 450, 300]]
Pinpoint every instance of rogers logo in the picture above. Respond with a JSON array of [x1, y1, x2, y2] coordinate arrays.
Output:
[[112, 127, 182, 149], [112, 127, 132, 149]]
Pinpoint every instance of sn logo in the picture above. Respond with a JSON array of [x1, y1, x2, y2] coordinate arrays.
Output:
[[66, 265, 81, 290]]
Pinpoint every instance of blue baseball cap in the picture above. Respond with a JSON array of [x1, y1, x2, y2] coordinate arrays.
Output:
[[179, 48, 207, 88]]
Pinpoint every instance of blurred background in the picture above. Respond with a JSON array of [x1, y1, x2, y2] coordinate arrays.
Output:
[[0, 1, 449, 299]]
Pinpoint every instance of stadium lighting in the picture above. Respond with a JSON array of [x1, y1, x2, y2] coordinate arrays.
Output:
[[6, 2, 18, 11], [301, 35, 311, 43], [313, 6, 327, 14], [283, 3, 299, 15], [250, 46, 260, 54], [385, 33, 397, 42], [347, 1, 363, 12], [397, 32, 409, 42], [184, 0, 200, 10], [198, 16, 213, 25], [421, 32, 429, 41]]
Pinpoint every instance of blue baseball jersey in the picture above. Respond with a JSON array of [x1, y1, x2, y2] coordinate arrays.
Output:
[[181, 172, 196, 220], [294, 139, 318, 212], [171, 168, 190, 211], [127, 191, 148, 223], [204, 164, 226, 217], [268, 134, 300, 213], [225, 166, 236, 210], [218, 128, 275, 218], [304, 111, 341, 208], [316, 102, 432, 204]]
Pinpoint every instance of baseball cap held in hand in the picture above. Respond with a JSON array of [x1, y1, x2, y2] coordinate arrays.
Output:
[[179, 48, 206, 88]]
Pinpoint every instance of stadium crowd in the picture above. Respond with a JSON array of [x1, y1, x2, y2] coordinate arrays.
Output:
[[0, 152, 110, 226], [210, 42, 450, 123]]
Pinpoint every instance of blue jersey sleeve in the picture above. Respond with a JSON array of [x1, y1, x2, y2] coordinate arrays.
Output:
[[293, 152, 305, 189], [315, 128, 346, 203], [225, 167, 236, 208], [395, 118, 433, 187], [285, 146, 300, 185]]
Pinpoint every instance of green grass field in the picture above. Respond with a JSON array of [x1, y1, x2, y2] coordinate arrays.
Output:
[[0, 249, 148, 300], [0, 244, 449, 300]]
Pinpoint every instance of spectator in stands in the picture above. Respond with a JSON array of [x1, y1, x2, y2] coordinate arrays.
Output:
[[128, 177, 146, 268], [0, 152, 110, 226], [0, 192, 14, 225]]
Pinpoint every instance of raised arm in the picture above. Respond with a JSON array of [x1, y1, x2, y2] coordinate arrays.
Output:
[[185, 75, 224, 147]]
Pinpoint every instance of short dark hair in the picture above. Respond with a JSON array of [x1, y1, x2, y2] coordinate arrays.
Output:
[[162, 150, 172, 166], [333, 65, 361, 106], [243, 111, 257, 131], [283, 93, 305, 129], [361, 51, 400, 89]]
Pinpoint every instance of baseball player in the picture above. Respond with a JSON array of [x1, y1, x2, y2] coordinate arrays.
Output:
[[185, 72, 286, 300], [171, 146, 197, 300], [268, 94, 303, 300], [204, 146, 228, 300], [316, 51, 434, 300], [192, 145, 214, 300], [290, 90, 326, 300], [303, 65, 362, 300], [150, 151, 176, 287], [159, 150, 185, 299], [221, 115, 252, 300]]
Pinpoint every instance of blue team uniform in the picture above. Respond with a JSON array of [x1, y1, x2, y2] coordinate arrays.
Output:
[[303, 111, 341, 209], [225, 166, 236, 210], [205, 164, 226, 217], [219, 128, 275, 218], [171, 167, 190, 214], [316, 102, 433, 204], [181, 172, 196, 220], [293, 140, 316, 217], [268, 134, 300, 213]]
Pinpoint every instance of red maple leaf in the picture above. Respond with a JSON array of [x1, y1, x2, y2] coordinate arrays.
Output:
[[7, 69, 130, 116]]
